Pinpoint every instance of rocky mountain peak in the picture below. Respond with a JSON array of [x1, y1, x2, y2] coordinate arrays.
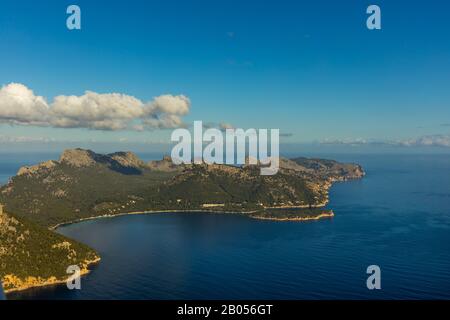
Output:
[[108, 152, 144, 168], [59, 149, 101, 168]]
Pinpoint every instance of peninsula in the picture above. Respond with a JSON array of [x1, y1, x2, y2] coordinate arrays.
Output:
[[0, 149, 364, 293]]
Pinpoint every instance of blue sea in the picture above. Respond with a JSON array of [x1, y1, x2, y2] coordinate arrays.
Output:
[[3, 153, 450, 299]]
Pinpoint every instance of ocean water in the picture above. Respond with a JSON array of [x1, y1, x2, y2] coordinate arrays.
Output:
[[4, 153, 450, 299]]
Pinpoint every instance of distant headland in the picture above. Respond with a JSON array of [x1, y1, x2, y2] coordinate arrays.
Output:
[[0, 149, 364, 293]]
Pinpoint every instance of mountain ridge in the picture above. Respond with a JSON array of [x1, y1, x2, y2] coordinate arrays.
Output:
[[0, 149, 364, 228]]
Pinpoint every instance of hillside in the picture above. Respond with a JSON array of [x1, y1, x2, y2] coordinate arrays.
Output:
[[0, 205, 99, 293]]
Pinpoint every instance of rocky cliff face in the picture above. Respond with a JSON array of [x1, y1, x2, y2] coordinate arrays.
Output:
[[109, 152, 145, 168]]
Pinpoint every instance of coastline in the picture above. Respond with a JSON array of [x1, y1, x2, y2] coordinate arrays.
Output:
[[4, 257, 101, 294], [48, 209, 260, 230], [5, 208, 333, 295], [249, 211, 334, 221], [5, 179, 350, 296], [263, 201, 328, 210], [4, 179, 343, 295], [49, 204, 333, 231]]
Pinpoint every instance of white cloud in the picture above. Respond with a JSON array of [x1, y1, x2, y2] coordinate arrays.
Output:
[[148, 94, 190, 116], [320, 138, 372, 146], [401, 135, 450, 147], [0, 83, 51, 125], [0, 83, 191, 131], [50, 91, 145, 130], [0, 134, 54, 143], [142, 114, 186, 129], [320, 135, 450, 148]]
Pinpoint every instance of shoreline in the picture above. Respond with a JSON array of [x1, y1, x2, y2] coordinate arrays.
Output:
[[49, 205, 333, 231], [4, 257, 101, 294], [5, 208, 333, 295], [49, 209, 260, 230], [7, 181, 344, 295], [249, 211, 334, 221]]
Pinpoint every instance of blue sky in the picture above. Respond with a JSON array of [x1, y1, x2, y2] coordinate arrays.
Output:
[[0, 0, 449, 151]]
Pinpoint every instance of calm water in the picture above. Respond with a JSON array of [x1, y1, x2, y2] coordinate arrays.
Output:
[[4, 153, 450, 299]]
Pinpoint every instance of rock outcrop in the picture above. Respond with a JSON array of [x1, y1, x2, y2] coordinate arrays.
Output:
[[147, 155, 183, 172], [59, 149, 101, 167], [17, 160, 58, 176], [109, 152, 145, 168]]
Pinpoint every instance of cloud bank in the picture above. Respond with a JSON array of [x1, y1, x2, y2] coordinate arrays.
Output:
[[401, 135, 450, 147], [0, 83, 191, 130], [321, 135, 450, 148]]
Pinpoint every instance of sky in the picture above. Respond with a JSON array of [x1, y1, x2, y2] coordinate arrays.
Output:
[[0, 0, 449, 152]]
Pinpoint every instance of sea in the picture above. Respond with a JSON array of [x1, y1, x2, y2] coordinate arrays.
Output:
[[2, 152, 450, 299]]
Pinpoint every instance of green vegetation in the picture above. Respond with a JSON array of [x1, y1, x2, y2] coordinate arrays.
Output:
[[0, 149, 364, 228], [0, 207, 99, 293], [0, 148, 364, 293], [1, 162, 175, 227]]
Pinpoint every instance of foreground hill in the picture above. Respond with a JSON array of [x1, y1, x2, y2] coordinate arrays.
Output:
[[0, 149, 364, 228], [0, 205, 99, 293]]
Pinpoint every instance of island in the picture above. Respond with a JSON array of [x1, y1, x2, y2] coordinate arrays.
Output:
[[0, 149, 364, 293]]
